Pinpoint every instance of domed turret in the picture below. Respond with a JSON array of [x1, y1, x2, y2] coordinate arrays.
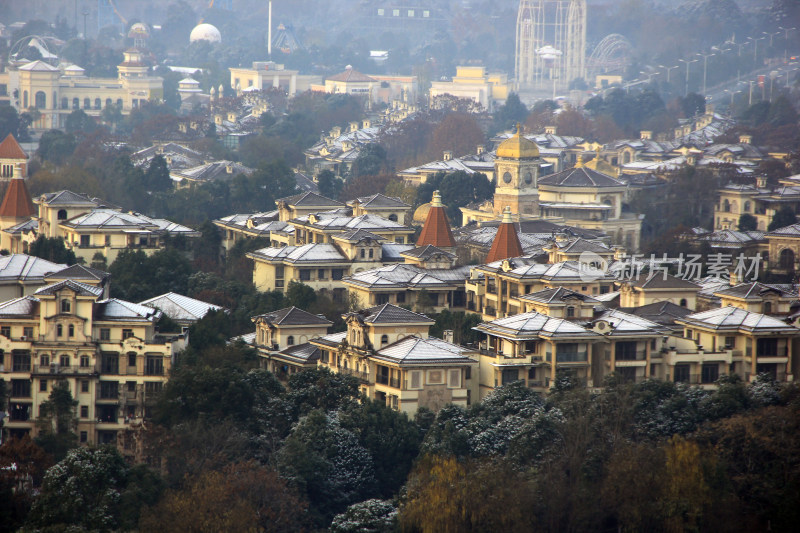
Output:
[[496, 124, 540, 159], [190, 23, 222, 44]]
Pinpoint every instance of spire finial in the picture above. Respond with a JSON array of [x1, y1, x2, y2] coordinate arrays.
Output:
[[502, 206, 514, 223], [431, 190, 444, 208], [516, 122, 522, 135], [575, 154, 584, 168]]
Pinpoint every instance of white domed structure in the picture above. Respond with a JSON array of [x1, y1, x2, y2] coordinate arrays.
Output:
[[189, 23, 221, 44]]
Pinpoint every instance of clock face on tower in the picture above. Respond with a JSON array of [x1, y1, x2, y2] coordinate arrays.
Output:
[[524, 171, 533, 185], [502, 171, 512, 184]]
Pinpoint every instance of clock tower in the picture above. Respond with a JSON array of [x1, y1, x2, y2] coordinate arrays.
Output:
[[492, 124, 541, 216]]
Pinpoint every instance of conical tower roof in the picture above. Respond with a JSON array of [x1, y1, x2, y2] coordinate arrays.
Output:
[[486, 207, 524, 263], [0, 175, 34, 219], [0, 134, 28, 160], [417, 190, 455, 248]]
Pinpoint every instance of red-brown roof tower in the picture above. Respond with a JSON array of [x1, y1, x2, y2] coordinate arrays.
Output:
[[486, 206, 524, 263], [417, 190, 455, 249]]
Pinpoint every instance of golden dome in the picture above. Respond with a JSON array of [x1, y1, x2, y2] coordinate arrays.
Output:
[[413, 202, 431, 224], [496, 124, 540, 159]]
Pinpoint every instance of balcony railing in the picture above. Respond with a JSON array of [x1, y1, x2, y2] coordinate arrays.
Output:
[[32, 364, 96, 375], [757, 347, 788, 358], [339, 366, 370, 382], [615, 351, 647, 362]]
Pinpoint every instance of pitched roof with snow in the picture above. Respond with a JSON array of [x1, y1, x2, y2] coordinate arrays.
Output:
[[678, 306, 800, 333], [592, 308, 670, 336], [45, 264, 109, 282], [351, 303, 433, 325], [517, 287, 600, 305], [326, 68, 376, 83], [34, 279, 104, 297], [248, 243, 347, 263], [278, 191, 344, 208], [475, 311, 600, 340], [0, 296, 39, 317], [95, 298, 161, 322], [275, 342, 322, 364], [38, 190, 100, 207], [374, 336, 475, 366], [344, 264, 470, 290], [253, 306, 332, 326], [714, 282, 796, 301], [0, 254, 66, 282], [538, 166, 625, 188], [139, 292, 223, 322], [351, 193, 410, 209]]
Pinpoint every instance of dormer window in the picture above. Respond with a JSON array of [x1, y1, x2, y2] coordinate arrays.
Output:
[[566, 306, 575, 318], [57, 209, 68, 220], [381, 334, 388, 345], [61, 299, 71, 313], [287, 336, 295, 346]]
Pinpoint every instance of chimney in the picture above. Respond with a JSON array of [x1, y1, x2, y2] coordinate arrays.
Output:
[[705, 102, 715, 115], [729, 269, 740, 286], [544, 125, 556, 135], [226, 163, 234, 174], [640, 130, 652, 140], [476, 145, 485, 155], [349, 121, 359, 132], [362, 119, 371, 128], [443, 329, 454, 343], [739, 134, 752, 144], [443, 150, 453, 161], [555, 232, 569, 243], [613, 245, 627, 261], [756, 176, 767, 188]]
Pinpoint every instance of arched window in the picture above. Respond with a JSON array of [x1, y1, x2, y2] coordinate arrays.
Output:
[[381, 334, 388, 345], [360, 249, 365, 259], [23, 91, 28, 108], [779, 248, 795, 270], [33, 91, 45, 110], [68, 325, 74, 337], [94, 98, 101, 109], [622, 151, 631, 164], [566, 306, 575, 318], [744, 201, 751, 213], [57, 324, 63, 337], [368, 249, 374, 259], [57, 209, 68, 220], [723, 199, 731, 212], [680, 299, 688, 307], [61, 299, 71, 313], [105, 98, 112, 108], [83, 97, 90, 109], [61, 97, 68, 109], [116, 98, 123, 107], [763, 302, 773, 314], [388, 213, 398, 222], [72, 97, 79, 109], [287, 335, 295, 346]]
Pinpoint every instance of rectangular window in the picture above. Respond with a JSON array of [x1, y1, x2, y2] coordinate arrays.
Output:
[[275, 265, 284, 278], [99, 381, 118, 399], [80, 235, 90, 247], [409, 370, 422, 389], [377, 294, 389, 305], [40, 354, 50, 366], [101, 353, 119, 374], [408, 9, 414, 16], [100, 328, 110, 341], [377, 8, 384, 15], [615, 341, 638, 361], [23, 327, 33, 338], [701, 363, 719, 384], [448, 369, 461, 388], [80, 405, 88, 418], [299, 269, 311, 281], [396, 292, 406, 303], [145, 356, 164, 376], [1, 326, 10, 338], [376, 365, 390, 385], [39, 379, 47, 392], [724, 336, 735, 348], [81, 380, 89, 393], [122, 329, 133, 340], [393, 8, 400, 16], [11, 379, 31, 398], [145, 381, 163, 395], [80, 355, 90, 368], [423, 10, 430, 17], [332, 269, 344, 280], [318, 268, 326, 280], [465, 367, 471, 380], [128, 353, 136, 367], [80, 431, 88, 443], [674, 364, 691, 383], [13, 352, 31, 372], [127, 381, 136, 392]]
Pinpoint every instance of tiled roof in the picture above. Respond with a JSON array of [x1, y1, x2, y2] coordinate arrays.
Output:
[[538, 166, 625, 188], [486, 215, 524, 263], [617, 301, 692, 327], [628, 273, 701, 290], [400, 244, 456, 260], [248, 243, 346, 263], [678, 306, 800, 333], [332, 228, 386, 243], [374, 336, 475, 366], [475, 311, 600, 339], [714, 282, 796, 300], [172, 160, 255, 183], [278, 191, 344, 207], [352, 193, 410, 209], [254, 306, 332, 326], [45, 264, 108, 281], [39, 190, 100, 207], [0, 134, 28, 159], [95, 298, 161, 321], [355, 303, 433, 324], [592, 309, 670, 336], [0, 254, 66, 282], [327, 68, 376, 82], [0, 178, 35, 218], [0, 296, 38, 317], [139, 292, 223, 322], [551, 237, 612, 255], [517, 287, 600, 305], [417, 199, 455, 248], [766, 223, 800, 237], [34, 279, 104, 297], [344, 264, 470, 290], [18, 60, 59, 72], [276, 342, 322, 364]]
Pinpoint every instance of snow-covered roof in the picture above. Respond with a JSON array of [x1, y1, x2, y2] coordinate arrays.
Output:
[[139, 292, 222, 323]]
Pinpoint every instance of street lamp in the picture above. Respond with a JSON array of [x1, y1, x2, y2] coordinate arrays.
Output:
[[779, 26, 796, 61], [640, 70, 659, 84], [753, 36, 766, 62], [678, 58, 698, 96], [659, 64, 678, 83], [696, 51, 715, 95], [763, 31, 781, 48], [748, 80, 755, 105]]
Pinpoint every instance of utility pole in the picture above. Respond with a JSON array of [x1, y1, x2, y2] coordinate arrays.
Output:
[[678, 58, 698, 96]]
